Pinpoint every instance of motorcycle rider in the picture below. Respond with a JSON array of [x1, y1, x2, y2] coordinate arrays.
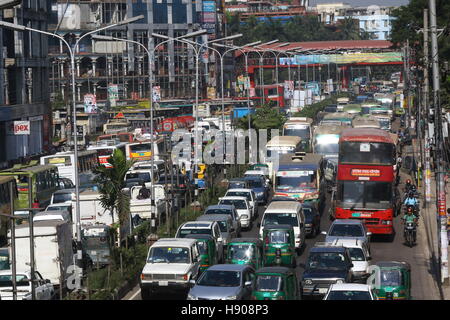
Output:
[[402, 206, 418, 242], [404, 179, 413, 193]]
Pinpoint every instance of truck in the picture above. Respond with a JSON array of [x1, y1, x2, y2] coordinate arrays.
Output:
[[129, 184, 167, 220], [8, 220, 74, 288]]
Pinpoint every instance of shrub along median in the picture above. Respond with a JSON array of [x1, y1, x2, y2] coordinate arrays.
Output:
[[294, 92, 351, 120]]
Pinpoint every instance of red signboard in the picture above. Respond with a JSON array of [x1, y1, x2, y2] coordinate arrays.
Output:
[[338, 164, 393, 181], [350, 169, 381, 177]]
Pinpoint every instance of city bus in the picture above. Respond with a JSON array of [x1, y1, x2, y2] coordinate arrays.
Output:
[[312, 125, 343, 161], [333, 128, 398, 235], [0, 176, 17, 245], [40, 150, 99, 187], [125, 137, 165, 162], [336, 97, 350, 111], [274, 153, 325, 209], [265, 136, 303, 181], [87, 140, 128, 168], [282, 117, 313, 152], [351, 115, 381, 129], [0, 162, 59, 209], [320, 112, 353, 127]]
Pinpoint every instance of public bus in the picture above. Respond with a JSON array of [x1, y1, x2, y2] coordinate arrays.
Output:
[[125, 137, 165, 162], [320, 112, 353, 127], [336, 97, 350, 111], [265, 136, 302, 181], [0, 162, 59, 210], [333, 128, 397, 235], [351, 115, 381, 129], [40, 150, 99, 187], [312, 125, 343, 161], [282, 117, 313, 152], [0, 176, 17, 245], [87, 140, 128, 168]]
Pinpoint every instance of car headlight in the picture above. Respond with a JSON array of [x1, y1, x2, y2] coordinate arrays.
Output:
[[187, 293, 197, 300], [225, 295, 238, 300], [335, 279, 344, 284], [304, 279, 313, 285]]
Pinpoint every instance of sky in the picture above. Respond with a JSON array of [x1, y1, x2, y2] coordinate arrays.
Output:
[[310, 0, 410, 6]]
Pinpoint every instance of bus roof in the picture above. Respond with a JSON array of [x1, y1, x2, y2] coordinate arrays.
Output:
[[340, 128, 394, 144], [266, 136, 301, 147], [323, 112, 353, 120], [0, 164, 57, 175], [278, 153, 323, 170], [88, 141, 128, 149], [285, 117, 313, 125], [337, 97, 350, 102], [313, 125, 343, 136], [352, 116, 381, 129]]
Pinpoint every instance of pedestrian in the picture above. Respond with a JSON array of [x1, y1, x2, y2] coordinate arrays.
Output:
[[32, 198, 40, 210]]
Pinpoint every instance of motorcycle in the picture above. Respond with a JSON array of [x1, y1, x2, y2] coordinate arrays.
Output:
[[404, 221, 417, 247]]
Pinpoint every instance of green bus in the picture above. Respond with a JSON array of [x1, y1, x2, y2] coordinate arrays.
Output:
[[0, 176, 17, 245], [0, 161, 59, 210]]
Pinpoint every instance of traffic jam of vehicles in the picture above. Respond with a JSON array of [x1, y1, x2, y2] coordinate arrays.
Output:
[[0, 88, 418, 300]]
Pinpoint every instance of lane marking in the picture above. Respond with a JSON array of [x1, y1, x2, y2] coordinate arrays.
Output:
[[128, 288, 141, 300]]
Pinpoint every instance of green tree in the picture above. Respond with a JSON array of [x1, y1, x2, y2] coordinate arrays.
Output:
[[336, 17, 363, 40], [94, 149, 134, 247], [237, 101, 285, 133]]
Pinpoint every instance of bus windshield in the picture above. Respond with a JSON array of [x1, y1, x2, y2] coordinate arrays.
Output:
[[276, 171, 316, 192], [340, 141, 395, 165], [337, 181, 392, 209], [314, 139, 339, 154], [283, 126, 310, 140], [130, 143, 151, 153]]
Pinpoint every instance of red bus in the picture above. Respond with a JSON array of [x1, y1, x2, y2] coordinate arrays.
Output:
[[333, 128, 398, 235]]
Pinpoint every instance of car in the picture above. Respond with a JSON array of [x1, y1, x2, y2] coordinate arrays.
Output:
[[244, 170, 270, 186], [302, 203, 321, 238], [323, 283, 374, 300], [301, 243, 354, 298], [187, 264, 255, 300], [204, 204, 241, 236], [196, 214, 237, 248], [326, 239, 371, 282], [33, 210, 72, 223], [322, 219, 371, 249], [227, 178, 250, 190], [140, 238, 201, 299], [243, 176, 269, 205], [252, 267, 300, 300], [258, 201, 305, 250], [0, 248, 9, 270], [175, 221, 224, 261], [224, 188, 257, 219], [46, 203, 72, 218], [50, 188, 76, 205], [218, 196, 252, 230], [0, 270, 54, 300]]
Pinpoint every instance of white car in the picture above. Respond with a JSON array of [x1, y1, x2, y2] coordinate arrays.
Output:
[[323, 283, 374, 300], [218, 196, 252, 230], [326, 239, 371, 281], [0, 270, 54, 300], [140, 238, 201, 300], [224, 188, 257, 219]]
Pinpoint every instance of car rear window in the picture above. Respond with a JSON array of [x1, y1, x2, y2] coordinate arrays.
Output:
[[255, 275, 282, 292]]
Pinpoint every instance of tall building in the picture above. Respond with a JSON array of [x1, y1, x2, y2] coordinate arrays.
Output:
[[0, 0, 52, 168], [48, 0, 223, 111]]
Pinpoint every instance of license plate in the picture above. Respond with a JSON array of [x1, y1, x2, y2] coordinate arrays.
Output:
[[318, 288, 328, 294], [352, 213, 361, 217], [90, 250, 97, 255], [158, 281, 168, 286]]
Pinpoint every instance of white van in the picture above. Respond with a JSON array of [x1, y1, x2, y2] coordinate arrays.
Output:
[[258, 201, 305, 250]]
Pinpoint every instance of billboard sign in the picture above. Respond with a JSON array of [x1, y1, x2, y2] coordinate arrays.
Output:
[[84, 94, 97, 113], [7, 121, 31, 135]]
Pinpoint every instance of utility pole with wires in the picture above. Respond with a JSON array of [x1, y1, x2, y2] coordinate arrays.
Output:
[[429, 0, 448, 285]]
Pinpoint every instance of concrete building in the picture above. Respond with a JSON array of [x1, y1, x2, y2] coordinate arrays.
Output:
[[334, 5, 396, 40], [0, 0, 52, 168], [315, 2, 351, 24]]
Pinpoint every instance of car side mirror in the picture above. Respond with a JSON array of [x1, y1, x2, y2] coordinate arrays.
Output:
[[321, 231, 327, 235], [244, 281, 252, 287], [189, 279, 196, 285], [366, 232, 372, 236]]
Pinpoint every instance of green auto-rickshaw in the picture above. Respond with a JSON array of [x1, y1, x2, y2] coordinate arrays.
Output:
[[262, 224, 296, 268], [185, 234, 218, 273], [367, 261, 411, 300], [226, 238, 264, 270], [252, 267, 300, 300]]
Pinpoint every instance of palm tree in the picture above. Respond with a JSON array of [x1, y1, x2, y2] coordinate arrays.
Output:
[[94, 149, 134, 247], [337, 17, 362, 40]]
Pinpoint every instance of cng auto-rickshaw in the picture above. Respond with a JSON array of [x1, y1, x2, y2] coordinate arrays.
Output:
[[226, 238, 264, 270], [185, 234, 217, 273], [367, 261, 411, 300], [252, 266, 300, 300], [262, 224, 296, 268]]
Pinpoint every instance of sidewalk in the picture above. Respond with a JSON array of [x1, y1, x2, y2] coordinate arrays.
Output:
[[412, 138, 448, 299]]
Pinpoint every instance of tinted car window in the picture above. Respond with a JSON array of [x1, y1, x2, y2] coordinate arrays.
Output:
[[327, 290, 372, 300], [329, 224, 364, 237], [255, 275, 282, 292], [197, 270, 241, 287]]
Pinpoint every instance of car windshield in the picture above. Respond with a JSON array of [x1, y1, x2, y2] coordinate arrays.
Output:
[[276, 173, 316, 191], [229, 182, 246, 189], [178, 228, 212, 238], [53, 193, 72, 203], [380, 270, 403, 286], [327, 290, 372, 300], [0, 251, 9, 270], [284, 127, 310, 139], [205, 209, 232, 216], [246, 179, 263, 188], [268, 230, 290, 244], [126, 172, 151, 183], [329, 224, 364, 237], [147, 247, 190, 264], [302, 208, 313, 218], [226, 192, 252, 202], [220, 199, 247, 210], [255, 275, 282, 292], [348, 248, 366, 261], [263, 213, 298, 227], [125, 179, 143, 188], [83, 236, 110, 250], [228, 244, 255, 260], [307, 252, 348, 271], [197, 270, 241, 287], [47, 206, 68, 211], [0, 274, 29, 287]]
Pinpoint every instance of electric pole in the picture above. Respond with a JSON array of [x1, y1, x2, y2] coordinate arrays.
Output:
[[429, 0, 448, 284], [423, 9, 432, 205]]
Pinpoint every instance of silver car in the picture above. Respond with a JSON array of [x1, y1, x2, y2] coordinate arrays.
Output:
[[196, 214, 238, 247], [322, 219, 372, 250], [187, 264, 255, 300]]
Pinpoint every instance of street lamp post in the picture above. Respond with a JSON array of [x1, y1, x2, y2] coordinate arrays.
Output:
[[0, 15, 144, 271]]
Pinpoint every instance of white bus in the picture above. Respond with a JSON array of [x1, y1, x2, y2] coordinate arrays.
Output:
[[87, 140, 128, 168], [282, 117, 313, 152], [265, 136, 303, 181], [40, 150, 98, 186], [125, 138, 165, 163]]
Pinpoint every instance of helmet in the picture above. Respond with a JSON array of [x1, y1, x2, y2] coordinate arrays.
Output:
[[407, 206, 413, 213], [406, 179, 411, 185]]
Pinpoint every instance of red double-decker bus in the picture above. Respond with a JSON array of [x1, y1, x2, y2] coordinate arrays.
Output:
[[333, 128, 399, 235]]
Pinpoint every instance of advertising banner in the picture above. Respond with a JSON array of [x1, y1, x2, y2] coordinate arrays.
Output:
[[279, 52, 403, 66], [152, 86, 161, 102], [7, 121, 31, 135], [202, 1, 215, 12], [202, 12, 215, 23], [108, 84, 119, 107], [207, 87, 216, 99], [284, 80, 294, 99], [83, 94, 97, 113]]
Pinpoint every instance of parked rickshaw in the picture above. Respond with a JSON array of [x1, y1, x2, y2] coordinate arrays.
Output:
[[185, 234, 217, 273], [226, 238, 264, 270], [252, 267, 300, 300], [262, 224, 296, 268], [367, 261, 411, 300]]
